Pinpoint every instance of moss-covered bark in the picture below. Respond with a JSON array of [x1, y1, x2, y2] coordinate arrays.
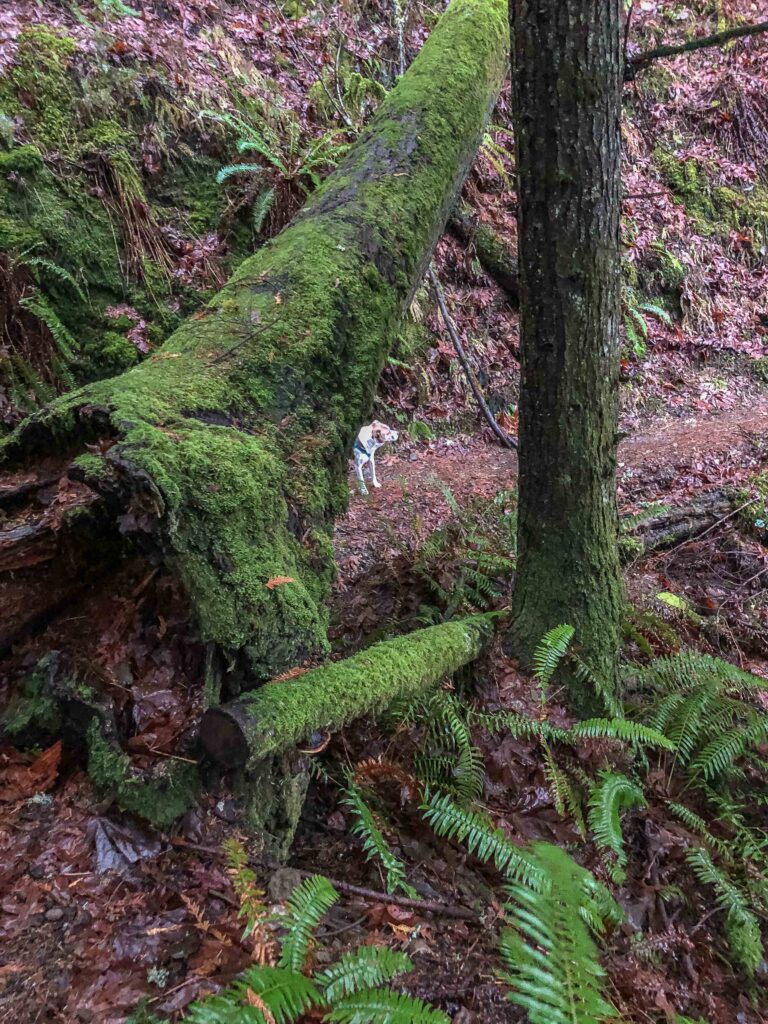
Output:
[[508, 0, 625, 712], [449, 204, 519, 304], [0, 0, 509, 683], [201, 616, 494, 770]]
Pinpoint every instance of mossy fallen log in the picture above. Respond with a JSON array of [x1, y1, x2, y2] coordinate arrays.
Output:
[[200, 616, 494, 771], [0, 0, 508, 681], [448, 204, 519, 305]]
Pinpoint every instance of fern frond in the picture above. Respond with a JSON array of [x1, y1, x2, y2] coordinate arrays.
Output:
[[469, 709, 569, 744], [185, 965, 321, 1024], [587, 771, 645, 883], [685, 847, 763, 974], [317, 946, 413, 1003], [19, 290, 78, 363], [421, 790, 542, 888], [500, 843, 617, 1024], [690, 717, 768, 781], [19, 256, 88, 303], [326, 987, 450, 1024], [571, 718, 673, 749], [238, 134, 288, 173], [667, 802, 732, 858], [532, 624, 575, 689], [343, 782, 416, 898], [252, 187, 276, 233], [216, 162, 267, 184], [278, 876, 338, 973]]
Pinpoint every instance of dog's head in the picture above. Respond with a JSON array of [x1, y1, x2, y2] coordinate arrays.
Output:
[[371, 421, 399, 445]]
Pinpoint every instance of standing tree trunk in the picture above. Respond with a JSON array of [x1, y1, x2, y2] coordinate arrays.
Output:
[[507, 0, 625, 709]]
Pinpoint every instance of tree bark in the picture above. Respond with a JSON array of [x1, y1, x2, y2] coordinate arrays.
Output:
[[0, 0, 508, 683], [507, 0, 625, 711]]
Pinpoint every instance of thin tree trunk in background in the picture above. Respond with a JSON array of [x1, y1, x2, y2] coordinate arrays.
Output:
[[508, 0, 625, 710]]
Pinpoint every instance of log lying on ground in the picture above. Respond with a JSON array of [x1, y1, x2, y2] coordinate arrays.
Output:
[[621, 490, 733, 559], [448, 204, 519, 305], [0, 0, 508, 679], [200, 616, 493, 771]]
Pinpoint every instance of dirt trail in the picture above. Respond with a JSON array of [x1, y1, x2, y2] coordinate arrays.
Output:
[[335, 396, 768, 584]]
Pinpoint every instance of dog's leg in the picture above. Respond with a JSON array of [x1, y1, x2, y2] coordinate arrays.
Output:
[[354, 452, 368, 495], [369, 452, 381, 488]]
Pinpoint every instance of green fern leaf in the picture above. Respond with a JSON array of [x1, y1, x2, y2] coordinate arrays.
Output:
[[343, 782, 416, 898], [587, 771, 645, 883], [216, 162, 267, 184], [326, 987, 450, 1024], [532, 625, 575, 688], [185, 965, 321, 1024], [500, 843, 618, 1024], [571, 718, 673, 750], [317, 947, 413, 1003], [278, 876, 338, 973]]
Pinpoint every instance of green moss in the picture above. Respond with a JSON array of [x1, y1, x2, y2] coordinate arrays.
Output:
[[0, 657, 61, 741], [86, 720, 198, 828], [654, 147, 768, 246], [751, 357, 768, 383], [731, 472, 768, 540], [3, 0, 508, 679], [1, 27, 77, 151], [231, 616, 493, 767]]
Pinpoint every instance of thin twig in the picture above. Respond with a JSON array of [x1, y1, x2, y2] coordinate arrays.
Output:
[[626, 20, 768, 79], [206, 316, 285, 367], [428, 266, 517, 450], [291, 866, 480, 921]]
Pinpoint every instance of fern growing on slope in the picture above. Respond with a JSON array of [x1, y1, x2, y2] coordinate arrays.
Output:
[[342, 779, 416, 898]]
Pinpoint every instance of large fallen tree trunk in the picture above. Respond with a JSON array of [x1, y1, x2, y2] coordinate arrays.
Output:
[[0, 0, 508, 680], [0, 0, 508, 848], [201, 616, 493, 770]]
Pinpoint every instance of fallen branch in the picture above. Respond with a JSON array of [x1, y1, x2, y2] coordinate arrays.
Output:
[[290, 868, 480, 921], [626, 20, 768, 79], [428, 266, 517, 450], [200, 616, 494, 770]]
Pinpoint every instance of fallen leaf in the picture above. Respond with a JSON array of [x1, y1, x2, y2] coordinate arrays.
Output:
[[265, 576, 295, 589]]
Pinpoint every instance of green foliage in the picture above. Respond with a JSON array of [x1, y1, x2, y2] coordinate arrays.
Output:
[[499, 843, 617, 1024], [411, 690, 484, 803], [622, 284, 673, 359], [422, 789, 543, 886], [532, 624, 575, 690], [342, 780, 416, 898], [411, 487, 516, 621], [630, 651, 768, 780], [185, 871, 445, 1024], [224, 839, 272, 940], [685, 847, 763, 975], [185, 966, 322, 1024], [278, 876, 339, 973], [587, 771, 646, 883], [317, 947, 413, 1004], [325, 990, 450, 1024]]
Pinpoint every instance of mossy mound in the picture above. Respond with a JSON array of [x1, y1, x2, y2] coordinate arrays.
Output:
[[653, 146, 768, 250], [0, 25, 256, 426]]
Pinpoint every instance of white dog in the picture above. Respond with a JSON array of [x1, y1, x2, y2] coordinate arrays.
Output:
[[353, 421, 399, 495]]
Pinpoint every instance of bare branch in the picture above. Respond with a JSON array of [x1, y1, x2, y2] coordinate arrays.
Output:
[[625, 20, 768, 80]]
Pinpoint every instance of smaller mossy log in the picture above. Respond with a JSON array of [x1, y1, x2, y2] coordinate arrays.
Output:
[[448, 205, 519, 304], [200, 616, 494, 771]]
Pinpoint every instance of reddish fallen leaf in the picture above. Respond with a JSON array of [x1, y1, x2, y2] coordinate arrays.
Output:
[[0, 741, 62, 803], [265, 576, 295, 589]]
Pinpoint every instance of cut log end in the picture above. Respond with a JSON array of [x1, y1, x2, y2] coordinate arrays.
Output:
[[199, 705, 252, 769]]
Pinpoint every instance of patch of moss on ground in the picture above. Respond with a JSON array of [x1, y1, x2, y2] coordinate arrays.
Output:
[[0, 25, 257, 424], [653, 147, 768, 248], [87, 720, 198, 828]]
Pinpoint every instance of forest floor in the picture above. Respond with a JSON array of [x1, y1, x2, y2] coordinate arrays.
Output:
[[2, 394, 768, 1024], [2, 0, 768, 1020]]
